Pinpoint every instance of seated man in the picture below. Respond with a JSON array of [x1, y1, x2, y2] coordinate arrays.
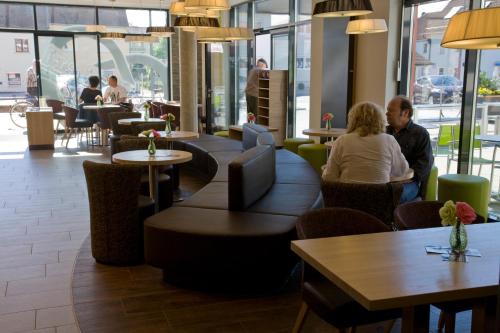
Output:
[[103, 75, 128, 104], [386, 95, 434, 203]]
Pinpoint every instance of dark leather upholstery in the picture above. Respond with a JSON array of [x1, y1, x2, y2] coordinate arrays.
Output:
[[143, 134, 321, 291], [228, 145, 275, 211], [144, 207, 297, 290], [257, 132, 275, 147], [242, 123, 269, 150]]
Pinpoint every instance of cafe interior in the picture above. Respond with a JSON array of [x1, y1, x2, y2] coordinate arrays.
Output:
[[0, 0, 499, 332]]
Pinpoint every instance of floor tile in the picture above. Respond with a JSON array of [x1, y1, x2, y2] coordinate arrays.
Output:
[[0, 289, 71, 315], [46, 262, 74, 277], [0, 310, 35, 333], [0, 265, 46, 283], [6, 275, 71, 297], [36, 306, 75, 329], [55, 324, 80, 333]]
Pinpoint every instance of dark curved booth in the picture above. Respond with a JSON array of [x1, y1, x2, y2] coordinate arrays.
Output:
[[144, 124, 322, 291]]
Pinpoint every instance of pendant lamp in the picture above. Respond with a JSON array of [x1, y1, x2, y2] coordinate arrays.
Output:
[[174, 16, 220, 28], [184, 0, 230, 11], [313, 0, 373, 18], [170, 1, 208, 17], [441, 7, 500, 49], [225, 27, 254, 41], [100, 32, 126, 39], [125, 34, 160, 43], [346, 19, 387, 34], [146, 26, 175, 38]]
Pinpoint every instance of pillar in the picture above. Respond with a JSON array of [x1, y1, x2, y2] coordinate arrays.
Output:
[[179, 29, 198, 132]]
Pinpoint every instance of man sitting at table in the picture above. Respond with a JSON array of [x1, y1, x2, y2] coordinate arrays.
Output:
[[386, 95, 434, 203], [103, 75, 127, 104]]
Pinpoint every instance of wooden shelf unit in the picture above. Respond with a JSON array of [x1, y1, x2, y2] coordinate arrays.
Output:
[[257, 70, 288, 146]]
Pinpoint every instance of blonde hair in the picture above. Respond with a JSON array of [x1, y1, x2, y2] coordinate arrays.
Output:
[[347, 102, 386, 137]]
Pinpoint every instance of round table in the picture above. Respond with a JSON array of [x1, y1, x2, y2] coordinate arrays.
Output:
[[118, 118, 165, 125], [112, 150, 192, 212], [82, 104, 122, 110], [303, 128, 347, 140], [156, 131, 199, 149]]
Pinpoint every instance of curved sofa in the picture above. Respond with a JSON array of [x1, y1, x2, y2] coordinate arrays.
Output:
[[144, 126, 321, 291]]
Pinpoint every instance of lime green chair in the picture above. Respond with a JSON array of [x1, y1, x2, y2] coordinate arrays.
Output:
[[284, 138, 314, 154], [447, 124, 488, 174], [424, 165, 439, 201], [435, 124, 453, 157], [214, 130, 229, 138], [298, 144, 328, 174], [438, 174, 490, 220]]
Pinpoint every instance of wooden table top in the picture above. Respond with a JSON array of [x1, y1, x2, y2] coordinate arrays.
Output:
[[112, 150, 192, 166], [475, 134, 500, 143], [229, 124, 278, 132], [291, 223, 500, 311], [82, 104, 121, 110], [156, 131, 199, 141], [303, 128, 347, 138], [118, 118, 165, 125]]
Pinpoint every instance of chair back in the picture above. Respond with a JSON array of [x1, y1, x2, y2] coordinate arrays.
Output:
[[119, 102, 134, 112], [297, 207, 390, 240], [321, 181, 403, 228], [82, 160, 144, 265], [108, 112, 141, 135], [394, 200, 485, 230], [163, 103, 181, 130], [150, 102, 162, 118], [63, 105, 79, 128], [97, 107, 120, 130], [46, 99, 64, 113]]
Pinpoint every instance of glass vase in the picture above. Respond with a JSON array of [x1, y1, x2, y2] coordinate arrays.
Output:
[[326, 120, 331, 130], [165, 121, 172, 135], [449, 220, 468, 254], [147, 138, 156, 156], [144, 110, 150, 121], [96, 100, 102, 107]]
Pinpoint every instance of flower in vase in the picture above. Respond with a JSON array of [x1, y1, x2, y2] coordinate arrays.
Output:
[[322, 113, 334, 122], [247, 113, 256, 123], [95, 95, 103, 102], [439, 200, 456, 226], [455, 202, 476, 224], [143, 103, 151, 110], [139, 129, 161, 138], [160, 113, 176, 122]]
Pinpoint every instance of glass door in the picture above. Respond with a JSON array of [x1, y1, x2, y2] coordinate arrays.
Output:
[[74, 35, 100, 103], [38, 35, 77, 106], [271, 33, 288, 70]]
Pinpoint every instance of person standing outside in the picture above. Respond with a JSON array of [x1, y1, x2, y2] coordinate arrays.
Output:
[[26, 59, 38, 104], [386, 95, 434, 203], [245, 58, 268, 118], [103, 75, 127, 104]]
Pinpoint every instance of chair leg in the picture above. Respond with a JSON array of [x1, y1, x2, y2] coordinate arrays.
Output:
[[292, 302, 309, 333], [438, 311, 445, 332], [444, 313, 456, 333], [65, 128, 73, 148], [383, 319, 396, 333]]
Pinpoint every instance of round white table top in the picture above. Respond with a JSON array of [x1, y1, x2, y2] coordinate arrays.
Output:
[[303, 128, 347, 138], [112, 150, 192, 166], [82, 104, 122, 110], [118, 118, 165, 125], [156, 131, 199, 141]]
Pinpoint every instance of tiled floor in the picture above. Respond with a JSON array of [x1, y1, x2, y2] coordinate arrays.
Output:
[[0, 114, 475, 333]]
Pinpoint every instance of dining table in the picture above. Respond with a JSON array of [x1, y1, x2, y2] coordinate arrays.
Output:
[[117, 118, 166, 126], [291, 222, 500, 333], [303, 128, 347, 141], [112, 149, 192, 212]]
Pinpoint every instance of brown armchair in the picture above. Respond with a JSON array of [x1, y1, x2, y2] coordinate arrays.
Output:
[[293, 208, 399, 333], [46, 99, 65, 134], [321, 180, 403, 228], [82, 161, 154, 265], [62, 105, 92, 148]]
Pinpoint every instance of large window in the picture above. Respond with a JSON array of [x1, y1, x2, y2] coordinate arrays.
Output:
[[295, 23, 311, 137], [254, 0, 290, 29], [0, 3, 34, 29], [234, 3, 251, 125], [36, 5, 96, 31]]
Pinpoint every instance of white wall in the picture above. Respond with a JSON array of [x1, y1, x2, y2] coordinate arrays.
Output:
[[0, 33, 35, 94]]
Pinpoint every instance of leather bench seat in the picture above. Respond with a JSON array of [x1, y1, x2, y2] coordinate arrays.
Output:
[[209, 151, 242, 181], [276, 148, 311, 164], [144, 207, 297, 290], [187, 139, 243, 153], [275, 163, 321, 185]]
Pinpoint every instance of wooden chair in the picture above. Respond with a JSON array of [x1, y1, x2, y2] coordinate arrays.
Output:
[[46, 99, 65, 135], [293, 208, 399, 333], [62, 105, 92, 148]]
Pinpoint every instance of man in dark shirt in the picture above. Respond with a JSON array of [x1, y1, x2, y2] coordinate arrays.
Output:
[[386, 95, 434, 203]]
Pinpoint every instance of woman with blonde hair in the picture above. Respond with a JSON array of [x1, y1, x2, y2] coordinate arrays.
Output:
[[322, 102, 409, 184]]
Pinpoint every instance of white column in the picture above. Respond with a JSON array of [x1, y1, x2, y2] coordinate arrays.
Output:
[[179, 29, 198, 132]]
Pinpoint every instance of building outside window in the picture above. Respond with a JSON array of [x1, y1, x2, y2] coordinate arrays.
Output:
[[15, 39, 29, 52]]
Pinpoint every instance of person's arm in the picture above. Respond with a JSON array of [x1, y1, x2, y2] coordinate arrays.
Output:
[[411, 129, 434, 183], [390, 136, 409, 177], [103, 87, 110, 101], [78, 88, 87, 104], [118, 87, 128, 103], [322, 138, 342, 182]]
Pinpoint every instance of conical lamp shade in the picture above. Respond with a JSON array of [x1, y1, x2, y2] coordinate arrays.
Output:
[[184, 0, 230, 11], [100, 32, 125, 39], [225, 27, 254, 41], [170, 1, 208, 17], [313, 0, 373, 18], [146, 26, 175, 37], [346, 19, 387, 34], [174, 16, 220, 28], [441, 7, 500, 49], [125, 34, 160, 43]]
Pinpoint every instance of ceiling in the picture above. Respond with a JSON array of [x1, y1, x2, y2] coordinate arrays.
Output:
[[0, 0, 173, 8]]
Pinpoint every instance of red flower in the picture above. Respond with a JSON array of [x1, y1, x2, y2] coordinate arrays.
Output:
[[455, 202, 476, 224], [322, 113, 333, 122], [151, 129, 161, 138], [247, 113, 256, 122]]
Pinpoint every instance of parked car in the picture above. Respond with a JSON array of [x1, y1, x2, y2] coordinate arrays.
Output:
[[413, 75, 463, 104]]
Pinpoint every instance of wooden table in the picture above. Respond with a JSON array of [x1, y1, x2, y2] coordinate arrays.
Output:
[[112, 150, 192, 212], [156, 131, 199, 149], [303, 128, 347, 140], [228, 124, 278, 141], [118, 118, 165, 125], [291, 223, 500, 333], [26, 107, 54, 150], [82, 104, 122, 110]]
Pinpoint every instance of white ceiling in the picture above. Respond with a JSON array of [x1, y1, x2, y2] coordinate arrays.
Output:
[[0, 0, 173, 8]]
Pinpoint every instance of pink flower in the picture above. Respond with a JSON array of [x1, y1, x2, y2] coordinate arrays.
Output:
[[151, 129, 161, 138], [247, 113, 256, 122], [455, 202, 476, 224], [322, 113, 333, 122]]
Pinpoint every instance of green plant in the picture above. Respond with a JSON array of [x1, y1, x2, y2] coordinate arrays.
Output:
[[478, 71, 500, 95]]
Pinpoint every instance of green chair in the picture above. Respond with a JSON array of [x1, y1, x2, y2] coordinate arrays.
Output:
[[447, 124, 488, 174], [214, 130, 229, 138], [298, 144, 328, 174], [424, 165, 439, 201], [438, 174, 490, 220], [284, 138, 315, 154], [435, 124, 453, 157]]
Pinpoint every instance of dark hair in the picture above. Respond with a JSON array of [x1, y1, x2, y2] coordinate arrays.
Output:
[[109, 75, 118, 82], [88, 76, 100, 88], [257, 58, 268, 68], [397, 95, 413, 118]]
